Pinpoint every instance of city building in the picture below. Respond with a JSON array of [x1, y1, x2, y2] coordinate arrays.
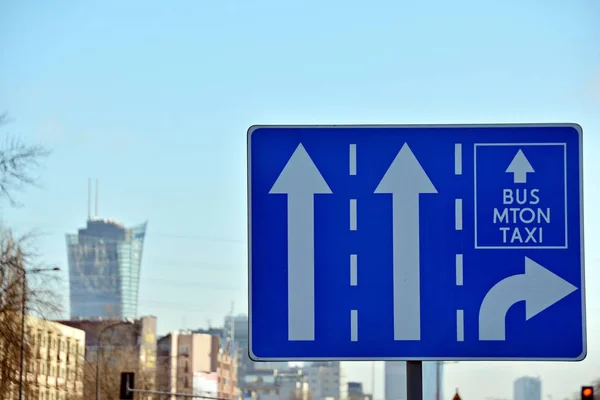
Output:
[[384, 361, 443, 400], [253, 361, 291, 371], [238, 368, 310, 400], [239, 369, 278, 399], [194, 327, 226, 338], [0, 315, 86, 400], [66, 212, 147, 320], [224, 314, 254, 384], [384, 362, 406, 400], [261, 369, 310, 400], [423, 362, 444, 400], [58, 315, 157, 399], [217, 342, 239, 399], [157, 330, 238, 399], [222, 314, 293, 398], [514, 377, 542, 400], [347, 381, 372, 400], [303, 361, 345, 400]]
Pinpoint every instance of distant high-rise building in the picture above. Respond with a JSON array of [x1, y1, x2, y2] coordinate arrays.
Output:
[[385, 362, 406, 400], [66, 217, 147, 319], [66, 180, 147, 319], [260, 369, 309, 400], [303, 361, 345, 400], [384, 361, 443, 400], [224, 314, 252, 379], [422, 362, 444, 400], [347, 381, 373, 400], [514, 377, 542, 400]]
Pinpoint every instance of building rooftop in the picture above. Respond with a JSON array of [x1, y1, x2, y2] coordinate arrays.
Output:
[[88, 216, 125, 227]]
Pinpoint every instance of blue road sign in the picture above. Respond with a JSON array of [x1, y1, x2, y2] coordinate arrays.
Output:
[[248, 124, 585, 361]]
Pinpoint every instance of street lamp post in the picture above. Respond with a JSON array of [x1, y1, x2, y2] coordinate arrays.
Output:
[[95, 319, 134, 400], [436, 361, 441, 400], [18, 267, 60, 400]]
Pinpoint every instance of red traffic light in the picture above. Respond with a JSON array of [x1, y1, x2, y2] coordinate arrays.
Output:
[[581, 387, 593, 399]]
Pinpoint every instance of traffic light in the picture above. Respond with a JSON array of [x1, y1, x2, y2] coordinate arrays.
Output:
[[581, 386, 594, 400], [120, 372, 135, 400]]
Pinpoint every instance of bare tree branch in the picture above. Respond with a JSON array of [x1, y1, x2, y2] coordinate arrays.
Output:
[[0, 112, 51, 207], [0, 112, 62, 398]]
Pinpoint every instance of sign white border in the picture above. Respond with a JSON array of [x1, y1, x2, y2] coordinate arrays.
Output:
[[247, 123, 585, 362]]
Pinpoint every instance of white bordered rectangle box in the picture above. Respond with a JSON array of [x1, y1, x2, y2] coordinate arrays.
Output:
[[473, 142, 568, 250]]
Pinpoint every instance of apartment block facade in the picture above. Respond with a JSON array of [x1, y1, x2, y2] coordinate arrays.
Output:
[[0, 316, 86, 400], [157, 331, 238, 399], [58, 316, 157, 399]]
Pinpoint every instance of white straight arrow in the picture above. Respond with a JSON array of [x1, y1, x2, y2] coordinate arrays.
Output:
[[375, 143, 438, 340], [479, 257, 577, 341], [270, 143, 332, 341], [506, 149, 534, 183]]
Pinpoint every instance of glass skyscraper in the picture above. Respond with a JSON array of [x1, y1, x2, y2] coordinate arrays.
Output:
[[66, 218, 147, 320]]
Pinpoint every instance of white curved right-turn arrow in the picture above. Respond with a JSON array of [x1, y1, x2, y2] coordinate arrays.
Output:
[[479, 257, 577, 341]]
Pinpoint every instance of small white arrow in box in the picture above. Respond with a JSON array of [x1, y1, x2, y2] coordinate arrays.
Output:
[[506, 149, 535, 184]]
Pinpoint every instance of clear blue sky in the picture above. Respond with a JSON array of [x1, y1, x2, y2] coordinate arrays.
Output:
[[1, 1, 599, 399]]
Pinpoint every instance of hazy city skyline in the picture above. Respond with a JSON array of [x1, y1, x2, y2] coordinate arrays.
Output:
[[1, 1, 599, 400]]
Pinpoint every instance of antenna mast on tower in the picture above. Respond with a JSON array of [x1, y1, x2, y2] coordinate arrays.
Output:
[[88, 178, 92, 220], [95, 178, 99, 218]]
